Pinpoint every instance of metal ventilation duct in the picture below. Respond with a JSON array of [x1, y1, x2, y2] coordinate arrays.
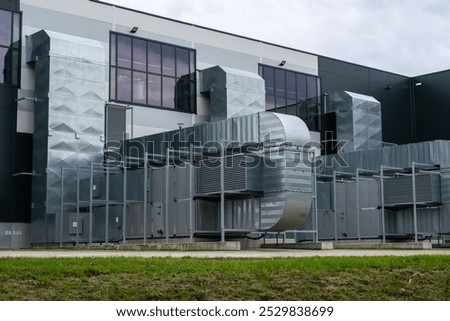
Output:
[[128, 111, 312, 232], [26, 30, 106, 244], [200, 66, 266, 122], [328, 91, 382, 153]]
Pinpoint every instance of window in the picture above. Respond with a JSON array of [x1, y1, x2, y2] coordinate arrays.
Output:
[[259, 64, 321, 130], [110, 33, 196, 113], [0, 8, 21, 86]]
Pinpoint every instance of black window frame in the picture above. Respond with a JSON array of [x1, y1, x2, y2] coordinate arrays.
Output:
[[259, 64, 321, 130], [109, 32, 197, 114], [0, 7, 21, 88]]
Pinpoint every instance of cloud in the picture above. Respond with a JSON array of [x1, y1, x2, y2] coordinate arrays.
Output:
[[105, 0, 450, 76]]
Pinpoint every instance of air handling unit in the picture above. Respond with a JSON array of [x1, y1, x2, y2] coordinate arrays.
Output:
[[384, 173, 441, 207], [50, 112, 313, 244], [28, 55, 313, 244]]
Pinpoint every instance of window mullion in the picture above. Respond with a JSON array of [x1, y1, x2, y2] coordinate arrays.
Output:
[[174, 48, 178, 111], [145, 39, 148, 105], [130, 39, 134, 102]]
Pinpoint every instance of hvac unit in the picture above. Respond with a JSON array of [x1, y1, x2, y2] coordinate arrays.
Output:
[[196, 154, 262, 195], [384, 173, 441, 207]]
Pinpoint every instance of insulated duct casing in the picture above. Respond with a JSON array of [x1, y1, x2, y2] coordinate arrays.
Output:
[[200, 66, 266, 122], [27, 30, 106, 244], [128, 112, 312, 232], [328, 91, 382, 153]]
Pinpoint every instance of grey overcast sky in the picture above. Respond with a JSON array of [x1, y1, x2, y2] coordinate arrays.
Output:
[[104, 0, 450, 76]]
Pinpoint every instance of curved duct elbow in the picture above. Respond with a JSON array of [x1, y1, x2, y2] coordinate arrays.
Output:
[[258, 113, 312, 232], [260, 191, 311, 232]]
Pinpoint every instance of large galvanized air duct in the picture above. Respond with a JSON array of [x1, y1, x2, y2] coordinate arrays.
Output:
[[197, 65, 311, 230], [128, 111, 312, 232], [200, 66, 266, 122], [26, 30, 106, 243], [327, 91, 382, 153], [259, 112, 311, 231]]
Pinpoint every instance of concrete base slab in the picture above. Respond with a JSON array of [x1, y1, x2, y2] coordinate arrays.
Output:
[[81, 241, 241, 251], [333, 242, 432, 250], [261, 242, 334, 250]]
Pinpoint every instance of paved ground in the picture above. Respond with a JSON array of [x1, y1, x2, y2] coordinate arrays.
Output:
[[1, 248, 450, 258]]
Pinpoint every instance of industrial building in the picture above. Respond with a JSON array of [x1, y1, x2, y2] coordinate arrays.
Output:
[[1, 0, 450, 248]]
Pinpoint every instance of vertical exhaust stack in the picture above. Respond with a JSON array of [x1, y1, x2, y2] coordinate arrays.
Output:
[[26, 30, 106, 244]]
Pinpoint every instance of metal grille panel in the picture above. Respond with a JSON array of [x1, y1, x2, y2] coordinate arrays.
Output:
[[197, 155, 254, 194], [106, 105, 126, 143], [384, 174, 441, 206]]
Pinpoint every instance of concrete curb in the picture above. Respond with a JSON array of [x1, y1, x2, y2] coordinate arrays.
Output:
[[262, 242, 334, 250], [77, 241, 241, 251], [333, 242, 432, 250]]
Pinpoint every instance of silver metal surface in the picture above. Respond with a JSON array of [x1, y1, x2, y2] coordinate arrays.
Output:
[[197, 154, 262, 194], [320, 140, 450, 176], [131, 112, 312, 234], [298, 174, 382, 241], [328, 91, 382, 153], [312, 137, 450, 242], [54, 112, 312, 244], [384, 173, 441, 206], [27, 30, 105, 244], [0, 223, 30, 249], [200, 66, 266, 122]]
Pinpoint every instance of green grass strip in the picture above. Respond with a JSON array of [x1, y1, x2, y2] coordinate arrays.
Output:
[[1, 255, 449, 300]]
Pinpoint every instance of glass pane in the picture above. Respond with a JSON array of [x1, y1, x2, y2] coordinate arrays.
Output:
[[147, 41, 161, 74], [0, 10, 11, 46], [117, 35, 131, 69], [286, 99, 296, 109], [176, 76, 191, 111], [188, 71, 196, 82], [176, 47, 189, 78], [189, 51, 195, 79], [189, 81, 196, 113], [275, 95, 286, 108], [110, 67, 116, 100], [162, 77, 175, 108], [162, 45, 175, 76], [263, 66, 274, 96], [0, 47, 7, 83], [307, 101, 318, 129], [317, 78, 322, 101], [286, 105, 297, 116], [117, 68, 131, 102], [11, 49, 19, 86], [12, 12, 20, 44], [147, 74, 161, 106], [110, 33, 116, 67], [298, 102, 308, 122], [132, 71, 146, 104], [307, 75, 317, 99], [296, 73, 307, 101], [275, 107, 286, 114], [286, 71, 296, 100], [133, 39, 147, 71], [275, 69, 285, 97], [265, 94, 275, 110]]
